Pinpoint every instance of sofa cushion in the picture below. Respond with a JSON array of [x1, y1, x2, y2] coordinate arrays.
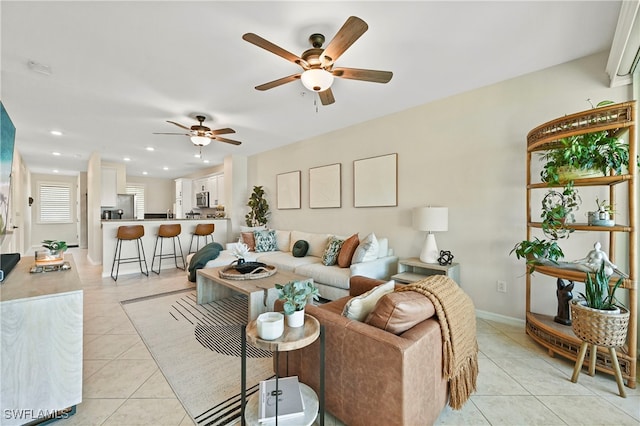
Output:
[[241, 232, 256, 251], [292, 240, 309, 257], [342, 280, 394, 321], [254, 229, 278, 252], [322, 236, 344, 266], [337, 234, 359, 268], [290, 231, 330, 258], [254, 251, 320, 272], [352, 233, 379, 263], [294, 263, 351, 290], [275, 230, 291, 252], [365, 291, 436, 335]]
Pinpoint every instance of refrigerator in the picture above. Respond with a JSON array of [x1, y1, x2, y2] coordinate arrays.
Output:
[[116, 194, 136, 219]]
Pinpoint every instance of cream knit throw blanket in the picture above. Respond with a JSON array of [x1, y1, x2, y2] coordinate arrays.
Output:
[[398, 275, 478, 410]]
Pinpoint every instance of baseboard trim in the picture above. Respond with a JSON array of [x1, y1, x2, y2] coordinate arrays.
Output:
[[475, 309, 525, 327]]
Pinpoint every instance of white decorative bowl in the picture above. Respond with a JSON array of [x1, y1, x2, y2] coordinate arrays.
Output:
[[256, 312, 284, 340]]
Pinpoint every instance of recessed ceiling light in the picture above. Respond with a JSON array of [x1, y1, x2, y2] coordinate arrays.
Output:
[[52, 169, 59, 173], [194, 154, 201, 158], [142, 171, 148, 175], [123, 157, 131, 161], [203, 159, 210, 164], [146, 147, 155, 151], [52, 152, 61, 156], [163, 166, 169, 171], [50, 130, 62, 136]]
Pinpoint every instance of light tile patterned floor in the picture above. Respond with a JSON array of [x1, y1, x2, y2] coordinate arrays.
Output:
[[65, 248, 639, 425]]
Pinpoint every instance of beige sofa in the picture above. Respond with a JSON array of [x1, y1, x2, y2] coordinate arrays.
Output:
[[190, 229, 398, 300], [276, 275, 449, 425]]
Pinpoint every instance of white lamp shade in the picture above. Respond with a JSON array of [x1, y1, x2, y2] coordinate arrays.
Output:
[[413, 207, 448, 232], [191, 135, 211, 146], [301, 69, 334, 92]]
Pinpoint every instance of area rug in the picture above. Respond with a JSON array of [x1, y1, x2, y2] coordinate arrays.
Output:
[[122, 289, 274, 425]]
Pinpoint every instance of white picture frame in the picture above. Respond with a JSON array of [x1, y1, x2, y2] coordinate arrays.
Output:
[[353, 153, 398, 207], [276, 170, 301, 209], [309, 163, 341, 209]]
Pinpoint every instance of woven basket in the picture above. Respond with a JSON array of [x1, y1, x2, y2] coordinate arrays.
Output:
[[570, 301, 629, 347]]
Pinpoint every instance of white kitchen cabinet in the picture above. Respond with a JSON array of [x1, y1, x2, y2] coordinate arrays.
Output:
[[207, 174, 224, 206], [101, 167, 117, 207], [174, 178, 192, 218]]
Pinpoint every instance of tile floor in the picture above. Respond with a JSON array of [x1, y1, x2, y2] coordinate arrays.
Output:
[[63, 248, 639, 425]]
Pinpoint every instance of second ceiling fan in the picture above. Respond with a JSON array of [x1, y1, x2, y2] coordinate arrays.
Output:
[[154, 115, 242, 146], [243, 16, 393, 105]]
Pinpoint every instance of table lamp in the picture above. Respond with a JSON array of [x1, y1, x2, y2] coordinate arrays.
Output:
[[413, 206, 448, 263]]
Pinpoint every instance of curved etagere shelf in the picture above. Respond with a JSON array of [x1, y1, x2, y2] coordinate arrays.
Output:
[[523, 100, 637, 389], [528, 222, 632, 233], [528, 265, 635, 290]]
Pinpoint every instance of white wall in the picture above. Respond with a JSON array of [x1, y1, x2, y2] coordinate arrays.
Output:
[[126, 175, 174, 213], [30, 173, 79, 252], [247, 52, 632, 319], [87, 152, 101, 264]]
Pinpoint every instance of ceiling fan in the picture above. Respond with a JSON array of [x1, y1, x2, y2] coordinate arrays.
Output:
[[153, 115, 242, 146], [243, 16, 393, 106]]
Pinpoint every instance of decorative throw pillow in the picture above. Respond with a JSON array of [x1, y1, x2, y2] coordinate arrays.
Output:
[[322, 236, 344, 266], [365, 291, 436, 335], [351, 233, 379, 263], [241, 232, 256, 251], [292, 240, 309, 257], [253, 229, 277, 252], [337, 233, 359, 268], [342, 280, 395, 322]]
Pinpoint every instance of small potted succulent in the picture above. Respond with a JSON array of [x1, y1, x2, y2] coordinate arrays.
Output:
[[275, 280, 319, 327]]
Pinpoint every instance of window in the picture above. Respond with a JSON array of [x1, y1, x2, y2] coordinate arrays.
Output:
[[38, 182, 72, 223], [126, 183, 145, 219]]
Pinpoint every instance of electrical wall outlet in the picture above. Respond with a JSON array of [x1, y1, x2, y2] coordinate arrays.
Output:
[[497, 280, 507, 293]]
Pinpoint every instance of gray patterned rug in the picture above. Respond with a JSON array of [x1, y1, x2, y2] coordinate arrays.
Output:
[[122, 289, 273, 425]]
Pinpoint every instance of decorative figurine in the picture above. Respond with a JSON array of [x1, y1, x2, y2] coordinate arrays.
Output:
[[570, 241, 627, 278], [437, 250, 454, 266], [554, 278, 574, 326]]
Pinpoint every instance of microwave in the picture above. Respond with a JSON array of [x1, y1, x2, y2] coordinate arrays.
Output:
[[196, 192, 209, 208]]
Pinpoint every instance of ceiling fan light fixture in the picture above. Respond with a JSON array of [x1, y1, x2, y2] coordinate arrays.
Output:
[[191, 135, 211, 146], [301, 69, 334, 92]]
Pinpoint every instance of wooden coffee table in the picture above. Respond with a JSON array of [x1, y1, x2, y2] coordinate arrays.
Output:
[[195, 265, 313, 322]]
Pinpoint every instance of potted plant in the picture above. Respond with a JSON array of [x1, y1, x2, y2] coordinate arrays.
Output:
[[540, 183, 581, 240], [275, 280, 319, 327], [245, 185, 270, 227], [510, 237, 564, 274], [36, 239, 68, 266]]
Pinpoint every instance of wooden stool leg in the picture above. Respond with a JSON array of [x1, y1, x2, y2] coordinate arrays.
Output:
[[588, 344, 597, 376], [571, 341, 589, 383], [608, 347, 626, 398]]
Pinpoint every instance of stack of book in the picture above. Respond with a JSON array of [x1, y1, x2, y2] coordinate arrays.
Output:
[[258, 376, 305, 423]]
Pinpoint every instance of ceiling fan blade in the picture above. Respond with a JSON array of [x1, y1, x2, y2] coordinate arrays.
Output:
[[214, 136, 242, 146], [255, 74, 301, 91], [320, 16, 368, 66], [331, 67, 393, 83], [153, 132, 190, 136], [210, 128, 236, 136], [242, 33, 309, 68], [318, 88, 335, 106], [166, 120, 191, 130]]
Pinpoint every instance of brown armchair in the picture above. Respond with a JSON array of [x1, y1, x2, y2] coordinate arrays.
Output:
[[276, 276, 448, 425]]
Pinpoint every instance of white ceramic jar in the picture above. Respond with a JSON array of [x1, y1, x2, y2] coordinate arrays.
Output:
[[256, 312, 284, 340]]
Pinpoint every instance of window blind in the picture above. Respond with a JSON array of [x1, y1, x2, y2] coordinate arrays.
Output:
[[39, 183, 72, 223], [126, 183, 145, 219]]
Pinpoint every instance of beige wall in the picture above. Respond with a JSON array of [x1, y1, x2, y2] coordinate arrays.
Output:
[[247, 52, 633, 319], [126, 175, 174, 213]]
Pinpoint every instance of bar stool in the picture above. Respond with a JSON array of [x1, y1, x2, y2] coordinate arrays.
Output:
[[188, 223, 215, 254], [151, 224, 185, 274], [111, 225, 148, 281]]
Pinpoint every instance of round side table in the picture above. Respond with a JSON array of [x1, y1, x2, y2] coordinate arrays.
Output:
[[241, 314, 324, 426]]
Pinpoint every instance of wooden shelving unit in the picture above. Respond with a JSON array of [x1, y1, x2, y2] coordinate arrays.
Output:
[[525, 101, 637, 389]]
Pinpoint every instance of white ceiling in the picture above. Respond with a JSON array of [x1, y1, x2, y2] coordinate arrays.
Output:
[[1, 1, 622, 179]]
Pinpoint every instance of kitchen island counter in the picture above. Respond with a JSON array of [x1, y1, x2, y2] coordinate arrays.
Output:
[[101, 218, 229, 278]]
